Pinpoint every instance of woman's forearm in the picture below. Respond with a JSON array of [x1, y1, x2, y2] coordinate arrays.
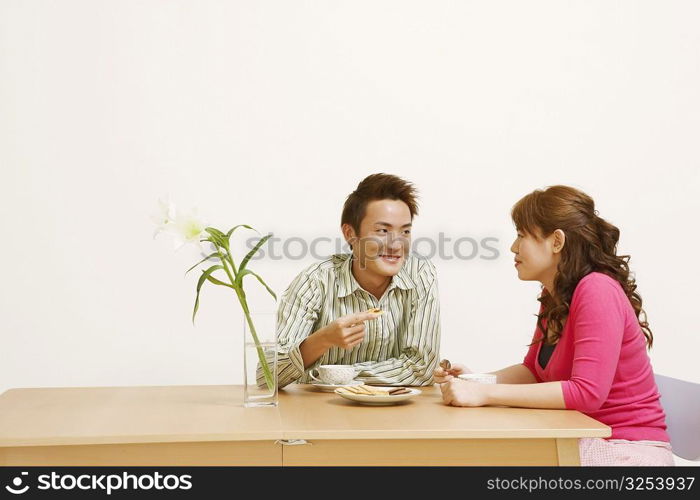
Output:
[[489, 363, 538, 384], [484, 381, 566, 409]]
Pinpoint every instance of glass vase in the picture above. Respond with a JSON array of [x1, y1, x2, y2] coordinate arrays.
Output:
[[243, 312, 278, 407]]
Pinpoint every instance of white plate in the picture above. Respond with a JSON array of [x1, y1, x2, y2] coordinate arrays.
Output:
[[334, 387, 421, 405], [310, 380, 363, 393]]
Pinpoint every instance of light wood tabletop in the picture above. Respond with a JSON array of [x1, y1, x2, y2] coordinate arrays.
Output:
[[0, 383, 610, 466], [280, 384, 610, 439]]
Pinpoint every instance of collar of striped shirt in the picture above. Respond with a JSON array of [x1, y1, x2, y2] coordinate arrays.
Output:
[[336, 253, 417, 298]]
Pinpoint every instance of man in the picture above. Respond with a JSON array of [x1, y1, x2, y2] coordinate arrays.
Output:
[[275, 173, 441, 388]]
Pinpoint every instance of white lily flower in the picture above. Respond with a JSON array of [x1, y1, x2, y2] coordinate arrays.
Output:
[[151, 196, 176, 239], [170, 206, 208, 251], [152, 198, 208, 251]]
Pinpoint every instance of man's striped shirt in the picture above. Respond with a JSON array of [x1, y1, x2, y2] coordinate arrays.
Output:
[[273, 253, 441, 388]]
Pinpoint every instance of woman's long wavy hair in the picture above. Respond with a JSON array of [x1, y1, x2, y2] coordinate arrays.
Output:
[[511, 185, 653, 349]]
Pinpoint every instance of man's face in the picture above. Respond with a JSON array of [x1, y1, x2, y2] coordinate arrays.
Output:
[[344, 199, 412, 276]]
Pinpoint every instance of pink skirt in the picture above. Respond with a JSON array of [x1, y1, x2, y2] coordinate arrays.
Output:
[[578, 438, 675, 466]]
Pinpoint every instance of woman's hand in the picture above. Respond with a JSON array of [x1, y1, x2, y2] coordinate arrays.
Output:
[[433, 362, 471, 384], [440, 378, 489, 407]]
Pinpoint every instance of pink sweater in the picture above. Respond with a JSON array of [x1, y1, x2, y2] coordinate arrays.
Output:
[[522, 272, 669, 442]]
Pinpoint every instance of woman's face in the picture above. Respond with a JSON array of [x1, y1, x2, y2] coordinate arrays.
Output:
[[510, 227, 563, 287]]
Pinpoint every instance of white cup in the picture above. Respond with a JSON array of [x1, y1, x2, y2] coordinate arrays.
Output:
[[458, 373, 497, 384], [309, 365, 357, 385]]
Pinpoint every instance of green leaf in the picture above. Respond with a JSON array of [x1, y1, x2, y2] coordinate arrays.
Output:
[[206, 274, 234, 288], [235, 268, 277, 301], [212, 235, 228, 249], [185, 252, 220, 275], [192, 264, 225, 324], [205, 227, 226, 238], [239, 233, 272, 272], [204, 228, 228, 248], [201, 237, 220, 249], [225, 224, 256, 241]]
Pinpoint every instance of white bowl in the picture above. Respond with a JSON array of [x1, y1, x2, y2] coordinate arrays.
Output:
[[458, 373, 497, 384]]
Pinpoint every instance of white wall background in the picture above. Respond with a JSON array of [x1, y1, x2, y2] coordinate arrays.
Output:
[[1, 1, 698, 463]]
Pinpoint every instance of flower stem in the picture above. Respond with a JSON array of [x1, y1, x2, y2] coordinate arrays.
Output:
[[236, 289, 275, 391], [215, 245, 275, 391]]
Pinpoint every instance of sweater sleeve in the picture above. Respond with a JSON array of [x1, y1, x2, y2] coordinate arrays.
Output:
[[560, 275, 625, 412]]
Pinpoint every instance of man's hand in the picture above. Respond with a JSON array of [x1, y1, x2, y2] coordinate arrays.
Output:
[[318, 311, 381, 350]]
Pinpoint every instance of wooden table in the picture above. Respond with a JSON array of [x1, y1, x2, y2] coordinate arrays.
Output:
[[0, 384, 610, 466]]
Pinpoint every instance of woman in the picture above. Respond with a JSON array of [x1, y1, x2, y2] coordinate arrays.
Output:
[[436, 185, 673, 466]]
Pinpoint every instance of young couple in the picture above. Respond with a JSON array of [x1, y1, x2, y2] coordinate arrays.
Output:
[[274, 173, 673, 466]]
